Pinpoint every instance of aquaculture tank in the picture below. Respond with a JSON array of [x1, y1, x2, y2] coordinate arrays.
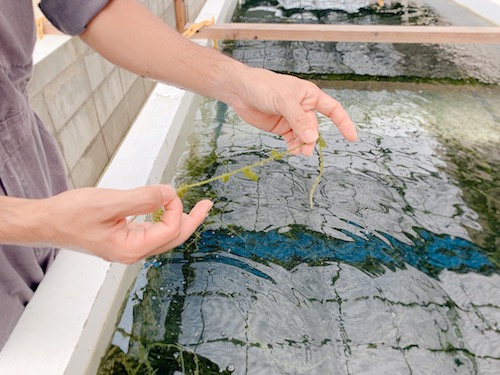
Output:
[[98, 1, 500, 374]]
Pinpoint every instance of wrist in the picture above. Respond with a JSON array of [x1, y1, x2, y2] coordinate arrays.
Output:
[[209, 57, 252, 107], [0, 196, 47, 246]]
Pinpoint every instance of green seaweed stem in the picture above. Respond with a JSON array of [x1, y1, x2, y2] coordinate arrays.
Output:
[[175, 143, 304, 198], [176, 134, 327, 204], [147, 134, 327, 223]]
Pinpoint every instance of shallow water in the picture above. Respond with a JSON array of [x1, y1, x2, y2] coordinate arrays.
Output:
[[229, 0, 500, 83], [98, 82, 500, 374]]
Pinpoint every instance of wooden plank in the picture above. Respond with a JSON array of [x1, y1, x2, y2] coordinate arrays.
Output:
[[191, 23, 500, 44], [174, 0, 187, 33]]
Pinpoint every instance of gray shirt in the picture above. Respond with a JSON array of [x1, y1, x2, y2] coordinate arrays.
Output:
[[0, 0, 108, 350]]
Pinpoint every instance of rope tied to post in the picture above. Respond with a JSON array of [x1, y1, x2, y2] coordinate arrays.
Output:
[[35, 16, 47, 40], [182, 16, 218, 49]]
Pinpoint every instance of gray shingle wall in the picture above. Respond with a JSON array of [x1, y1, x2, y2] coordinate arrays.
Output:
[[29, 0, 206, 188]]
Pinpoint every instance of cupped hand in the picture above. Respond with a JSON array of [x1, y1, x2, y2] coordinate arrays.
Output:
[[37, 185, 212, 264], [229, 67, 358, 156]]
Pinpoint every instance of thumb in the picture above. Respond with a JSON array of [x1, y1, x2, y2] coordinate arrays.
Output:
[[110, 185, 179, 219]]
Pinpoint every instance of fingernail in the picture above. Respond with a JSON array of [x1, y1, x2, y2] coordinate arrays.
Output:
[[159, 187, 167, 203], [159, 185, 173, 203], [303, 129, 318, 143], [206, 201, 214, 217]]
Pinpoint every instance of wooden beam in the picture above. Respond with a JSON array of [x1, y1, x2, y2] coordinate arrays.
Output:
[[190, 23, 500, 44], [174, 0, 187, 33]]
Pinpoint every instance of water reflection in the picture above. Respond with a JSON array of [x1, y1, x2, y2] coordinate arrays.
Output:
[[188, 225, 495, 278], [205, 88, 490, 249], [98, 83, 500, 374], [229, 1, 500, 83]]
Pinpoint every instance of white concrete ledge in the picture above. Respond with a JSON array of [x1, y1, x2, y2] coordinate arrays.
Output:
[[452, 0, 500, 25], [32, 34, 72, 66], [0, 1, 237, 374], [0, 84, 197, 375]]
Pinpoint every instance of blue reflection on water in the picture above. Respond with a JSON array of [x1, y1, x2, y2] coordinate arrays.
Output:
[[180, 226, 496, 279], [101, 81, 500, 374]]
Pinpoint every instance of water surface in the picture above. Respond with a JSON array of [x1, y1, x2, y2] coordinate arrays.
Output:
[[228, 0, 500, 83], [98, 82, 500, 374]]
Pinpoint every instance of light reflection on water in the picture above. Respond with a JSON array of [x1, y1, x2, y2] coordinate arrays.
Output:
[[99, 85, 500, 374], [230, 1, 500, 83]]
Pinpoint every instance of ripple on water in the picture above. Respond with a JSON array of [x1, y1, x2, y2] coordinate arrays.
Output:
[[99, 83, 499, 374]]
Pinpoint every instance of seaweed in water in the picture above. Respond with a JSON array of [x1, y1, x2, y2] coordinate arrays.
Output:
[[150, 134, 327, 222]]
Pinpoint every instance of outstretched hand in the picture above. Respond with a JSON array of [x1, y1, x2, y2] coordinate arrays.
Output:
[[37, 185, 212, 264], [229, 67, 358, 157]]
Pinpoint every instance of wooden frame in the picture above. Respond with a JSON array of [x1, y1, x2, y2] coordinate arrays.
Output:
[[190, 23, 500, 44], [174, 0, 187, 32]]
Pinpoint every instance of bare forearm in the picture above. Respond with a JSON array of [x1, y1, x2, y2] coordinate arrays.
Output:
[[0, 196, 45, 246], [80, 0, 246, 106], [79, 0, 358, 154]]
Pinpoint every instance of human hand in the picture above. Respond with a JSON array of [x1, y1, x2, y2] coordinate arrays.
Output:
[[228, 67, 358, 156], [79, 0, 354, 157], [35, 185, 212, 264]]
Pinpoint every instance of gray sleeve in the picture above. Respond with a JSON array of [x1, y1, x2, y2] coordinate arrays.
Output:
[[39, 0, 110, 36]]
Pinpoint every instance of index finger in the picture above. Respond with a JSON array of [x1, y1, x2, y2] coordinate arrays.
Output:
[[316, 91, 358, 142]]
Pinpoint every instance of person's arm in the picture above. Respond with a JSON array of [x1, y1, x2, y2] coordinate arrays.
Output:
[[4, 0, 356, 264], [0, 186, 212, 264], [80, 0, 357, 157]]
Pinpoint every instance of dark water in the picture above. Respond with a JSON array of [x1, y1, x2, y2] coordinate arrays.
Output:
[[98, 82, 500, 374]]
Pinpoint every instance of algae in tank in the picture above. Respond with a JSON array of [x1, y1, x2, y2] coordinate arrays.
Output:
[[98, 80, 500, 374]]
